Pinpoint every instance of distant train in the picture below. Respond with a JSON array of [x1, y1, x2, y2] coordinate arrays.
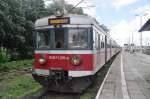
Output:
[[32, 13, 120, 93]]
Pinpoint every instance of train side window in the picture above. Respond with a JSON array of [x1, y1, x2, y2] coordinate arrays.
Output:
[[101, 35, 104, 48], [107, 39, 110, 48], [101, 42, 104, 48]]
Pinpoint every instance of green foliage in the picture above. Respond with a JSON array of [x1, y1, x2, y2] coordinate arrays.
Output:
[[0, 0, 46, 58], [46, 1, 84, 15], [0, 59, 33, 72], [0, 47, 10, 63], [0, 75, 41, 98]]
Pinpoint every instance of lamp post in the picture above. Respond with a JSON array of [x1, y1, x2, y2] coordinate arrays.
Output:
[[135, 13, 148, 53]]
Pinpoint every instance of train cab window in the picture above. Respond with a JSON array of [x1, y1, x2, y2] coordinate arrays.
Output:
[[54, 29, 65, 48], [68, 28, 88, 49], [37, 30, 49, 49]]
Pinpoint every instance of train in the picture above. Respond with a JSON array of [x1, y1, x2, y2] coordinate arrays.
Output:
[[32, 13, 120, 93]]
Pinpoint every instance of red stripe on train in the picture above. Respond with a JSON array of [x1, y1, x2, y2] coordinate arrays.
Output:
[[34, 54, 93, 71]]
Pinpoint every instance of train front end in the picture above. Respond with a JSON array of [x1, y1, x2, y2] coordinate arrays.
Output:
[[32, 15, 94, 93]]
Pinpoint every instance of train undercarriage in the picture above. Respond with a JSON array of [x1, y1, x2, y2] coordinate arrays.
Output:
[[32, 70, 93, 93]]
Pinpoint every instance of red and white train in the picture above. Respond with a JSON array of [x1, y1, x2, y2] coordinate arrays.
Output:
[[32, 13, 120, 93]]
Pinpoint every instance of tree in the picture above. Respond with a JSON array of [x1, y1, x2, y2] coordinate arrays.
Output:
[[20, 0, 47, 47], [21, 0, 47, 22], [46, 1, 84, 15], [65, 4, 84, 15], [0, 0, 47, 59], [0, 0, 25, 48]]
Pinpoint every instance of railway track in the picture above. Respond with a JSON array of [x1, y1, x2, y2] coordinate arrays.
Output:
[[21, 53, 119, 99], [39, 92, 80, 99], [0, 68, 32, 81], [0, 68, 32, 75], [21, 88, 80, 99]]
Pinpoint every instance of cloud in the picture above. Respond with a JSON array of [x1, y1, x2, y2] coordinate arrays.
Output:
[[132, 5, 150, 27], [110, 15, 150, 46], [110, 4, 150, 46], [112, 0, 139, 9], [110, 20, 140, 46], [110, 20, 132, 45], [133, 5, 150, 15]]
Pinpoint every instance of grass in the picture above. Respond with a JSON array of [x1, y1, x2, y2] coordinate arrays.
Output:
[[0, 59, 41, 98], [0, 74, 41, 99], [0, 59, 34, 72]]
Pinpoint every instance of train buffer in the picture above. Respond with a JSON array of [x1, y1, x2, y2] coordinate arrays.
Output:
[[95, 52, 150, 99]]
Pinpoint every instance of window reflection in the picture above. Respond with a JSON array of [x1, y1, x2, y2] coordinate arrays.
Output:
[[37, 30, 49, 49], [68, 28, 88, 48]]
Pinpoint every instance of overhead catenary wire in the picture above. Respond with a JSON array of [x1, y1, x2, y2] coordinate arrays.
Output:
[[68, 0, 85, 13]]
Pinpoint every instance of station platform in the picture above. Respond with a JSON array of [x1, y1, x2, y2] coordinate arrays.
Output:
[[96, 52, 150, 99]]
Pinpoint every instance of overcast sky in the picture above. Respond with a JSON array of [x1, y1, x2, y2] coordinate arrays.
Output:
[[46, 0, 150, 46]]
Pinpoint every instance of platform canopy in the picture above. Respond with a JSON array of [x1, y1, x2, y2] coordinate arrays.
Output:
[[139, 18, 150, 32]]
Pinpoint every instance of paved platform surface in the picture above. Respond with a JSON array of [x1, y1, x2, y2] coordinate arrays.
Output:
[[96, 52, 150, 99]]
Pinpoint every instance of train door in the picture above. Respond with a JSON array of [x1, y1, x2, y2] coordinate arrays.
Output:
[[100, 34, 105, 66], [98, 34, 101, 65], [110, 40, 112, 57], [105, 35, 107, 62], [107, 39, 111, 60], [54, 28, 65, 49]]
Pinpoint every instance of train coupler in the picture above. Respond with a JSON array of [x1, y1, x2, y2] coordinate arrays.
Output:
[[48, 70, 68, 84]]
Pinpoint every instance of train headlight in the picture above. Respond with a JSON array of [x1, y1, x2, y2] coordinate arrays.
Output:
[[38, 57, 47, 65], [71, 56, 82, 66]]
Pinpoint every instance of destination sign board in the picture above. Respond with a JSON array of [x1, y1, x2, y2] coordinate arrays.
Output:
[[48, 17, 70, 25]]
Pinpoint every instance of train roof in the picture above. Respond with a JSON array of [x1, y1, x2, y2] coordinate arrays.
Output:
[[35, 14, 97, 27], [35, 14, 109, 36]]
